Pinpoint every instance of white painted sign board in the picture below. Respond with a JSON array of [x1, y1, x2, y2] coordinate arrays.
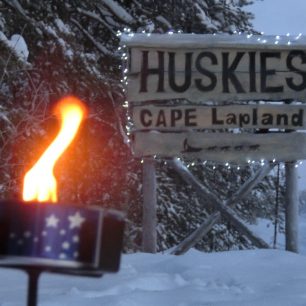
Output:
[[132, 104, 306, 130], [122, 34, 306, 102], [133, 132, 306, 162]]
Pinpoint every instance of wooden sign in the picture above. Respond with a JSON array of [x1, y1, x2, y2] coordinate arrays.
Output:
[[133, 132, 306, 162], [122, 34, 306, 102], [132, 104, 306, 130]]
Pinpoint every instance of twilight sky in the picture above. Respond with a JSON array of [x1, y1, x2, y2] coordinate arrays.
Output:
[[250, 0, 306, 35], [249, 0, 306, 191]]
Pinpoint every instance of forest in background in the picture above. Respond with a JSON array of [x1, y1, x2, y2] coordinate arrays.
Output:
[[0, 0, 286, 252]]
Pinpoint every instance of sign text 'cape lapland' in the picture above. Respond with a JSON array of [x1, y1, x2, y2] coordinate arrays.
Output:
[[132, 104, 306, 130]]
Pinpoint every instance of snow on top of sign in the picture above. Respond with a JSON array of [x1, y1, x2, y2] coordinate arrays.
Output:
[[121, 33, 306, 49]]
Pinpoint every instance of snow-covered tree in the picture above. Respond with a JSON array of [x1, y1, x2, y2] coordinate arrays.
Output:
[[0, 0, 284, 252]]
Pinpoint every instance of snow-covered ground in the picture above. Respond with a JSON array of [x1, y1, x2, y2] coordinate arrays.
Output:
[[2, 245, 306, 305], [2, 1, 306, 305], [0, 215, 306, 305]]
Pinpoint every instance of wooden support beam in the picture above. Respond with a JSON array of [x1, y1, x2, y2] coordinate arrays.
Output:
[[225, 162, 275, 206], [171, 212, 221, 255], [171, 161, 275, 254], [170, 159, 270, 249], [142, 157, 157, 253], [285, 161, 299, 253]]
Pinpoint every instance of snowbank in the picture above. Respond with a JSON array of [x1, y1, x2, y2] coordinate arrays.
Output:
[[1, 249, 306, 305]]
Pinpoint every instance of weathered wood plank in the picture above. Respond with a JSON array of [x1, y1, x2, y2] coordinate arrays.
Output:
[[129, 48, 298, 73], [133, 132, 306, 162], [122, 34, 306, 102], [170, 158, 270, 249], [121, 33, 306, 49], [225, 162, 276, 207], [170, 161, 274, 255], [132, 104, 306, 130], [127, 70, 306, 102], [171, 211, 221, 255]]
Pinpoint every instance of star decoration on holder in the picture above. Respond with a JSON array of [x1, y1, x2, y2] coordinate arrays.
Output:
[[7, 207, 98, 264], [46, 214, 60, 228], [68, 211, 85, 229]]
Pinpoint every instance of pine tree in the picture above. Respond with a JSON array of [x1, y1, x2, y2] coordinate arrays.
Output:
[[0, 0, 284, 252]]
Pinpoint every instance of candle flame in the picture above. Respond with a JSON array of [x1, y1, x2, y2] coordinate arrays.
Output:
[[23, 96, 86, 203]]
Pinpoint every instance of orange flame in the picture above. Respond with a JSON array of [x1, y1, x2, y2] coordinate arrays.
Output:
[[23, 96, 87, 203]]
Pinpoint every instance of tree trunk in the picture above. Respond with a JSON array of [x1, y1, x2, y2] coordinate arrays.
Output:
[[142, 157, 157, 253]]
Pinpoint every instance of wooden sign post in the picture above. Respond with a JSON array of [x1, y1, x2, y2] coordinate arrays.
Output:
[[121, 33, 306, 253], [142, 157, 157, 253]]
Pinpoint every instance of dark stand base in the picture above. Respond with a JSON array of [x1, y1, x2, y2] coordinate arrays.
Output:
[[1, 265, 104, 306], [27, 269, 40, 306], [0, 201, 125, 305]]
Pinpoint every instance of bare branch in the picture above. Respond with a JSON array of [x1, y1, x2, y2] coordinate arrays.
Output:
[[76, 7, 116, 35], [100, 0, 135, 24], [70, 18, 113, 56]]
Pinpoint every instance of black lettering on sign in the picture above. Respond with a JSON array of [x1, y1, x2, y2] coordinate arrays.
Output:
[[260, 52, 283, 93], [185, 109, 197, 127], [292, 109, 303, 126], [181, 140, 263, 154], [252, 108, 258, 125], [195, 52, 217, 92], [226, 113, 236, 125], [140, 51, 165, 93], [169, 52, 192, 92], [249, 52, 257, 92], [239, 114, 250, 127], [286, 50, 306, 91], [140, 109, 152, 127], [156, 110, 166, 127], [212, 108, 224, 125], [222, 52, 245, 93], [171, 109, 182, 127], [276, 114, 288, 126], [262, 113, 273, 125]]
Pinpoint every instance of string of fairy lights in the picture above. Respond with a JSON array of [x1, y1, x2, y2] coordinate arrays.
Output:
[[117, 28, 305, 170]]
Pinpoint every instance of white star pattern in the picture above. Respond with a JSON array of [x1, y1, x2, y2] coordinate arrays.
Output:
[[72, 235, 79, 243], [59, 253, 67, 260], [68, 211, 85, 229], [45, 246, 52, 252], [60, 229, 66, 236], [7, 207, 98, 263], [46, 214, 60, 228], [62, 241, 70, 250], [24, 231, 31, 238]]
